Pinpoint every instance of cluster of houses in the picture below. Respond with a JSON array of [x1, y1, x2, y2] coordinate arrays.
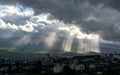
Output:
[[0, 53, 120, 75]]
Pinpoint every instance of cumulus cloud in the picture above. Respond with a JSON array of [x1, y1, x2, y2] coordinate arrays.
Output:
[[0, 19, 18, 30], [0, 5, 56, 33], [0, 5, 34, 25], [0, 19, 37, 32], [0, 0, 120, 42]]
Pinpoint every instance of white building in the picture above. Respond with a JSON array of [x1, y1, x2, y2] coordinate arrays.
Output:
[[53, 64, 63, 73], [75, 64, 85, 71], [89, 64, 96, 71]]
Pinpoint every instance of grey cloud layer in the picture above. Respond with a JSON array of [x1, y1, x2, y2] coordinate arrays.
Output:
[[2, 14, 30, 25], [0, 0, 120, 41]]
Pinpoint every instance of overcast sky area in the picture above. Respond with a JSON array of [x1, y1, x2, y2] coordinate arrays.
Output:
[[0, 0, 120, 53]]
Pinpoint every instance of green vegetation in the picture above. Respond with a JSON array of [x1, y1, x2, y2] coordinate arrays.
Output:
[[0, 47, 16, 51]]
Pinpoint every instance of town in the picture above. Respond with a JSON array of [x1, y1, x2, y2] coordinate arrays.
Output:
[[0, 53, 120, 75]]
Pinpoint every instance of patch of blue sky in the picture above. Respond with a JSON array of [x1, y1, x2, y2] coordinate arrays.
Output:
[[0, 6, 8, 11], [18, 6, 34, 16]]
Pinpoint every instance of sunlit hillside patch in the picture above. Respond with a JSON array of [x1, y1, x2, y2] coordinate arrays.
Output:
[[0, 47, 16, 52]]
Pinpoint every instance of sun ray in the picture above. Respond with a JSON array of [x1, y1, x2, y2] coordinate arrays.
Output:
[[62, 36, 74, 52], [15, 35, 31, 46], [44, 32, 57, 48]]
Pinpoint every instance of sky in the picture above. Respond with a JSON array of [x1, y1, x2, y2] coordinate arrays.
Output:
[[0, 0, 120, 53]]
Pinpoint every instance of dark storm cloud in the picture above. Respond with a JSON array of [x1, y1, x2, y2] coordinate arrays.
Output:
[[1, 0, 120, 41], [88, 0, 120, 10], [1, 0, 120, 14]]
